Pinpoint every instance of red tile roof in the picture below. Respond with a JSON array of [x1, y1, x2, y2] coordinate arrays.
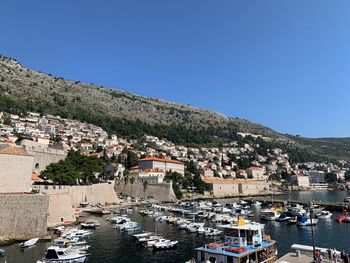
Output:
[[139, 157, 183, 164]]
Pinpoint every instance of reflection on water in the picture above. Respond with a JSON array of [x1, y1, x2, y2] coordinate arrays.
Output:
[[1, 191, 350, 262]]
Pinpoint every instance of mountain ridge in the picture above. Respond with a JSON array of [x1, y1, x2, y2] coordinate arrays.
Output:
[[0, 54, 348, 160]]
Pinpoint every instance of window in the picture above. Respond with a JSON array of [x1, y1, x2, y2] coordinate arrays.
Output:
[[209, 257, 217, 263], [35, 163, 39, 169]]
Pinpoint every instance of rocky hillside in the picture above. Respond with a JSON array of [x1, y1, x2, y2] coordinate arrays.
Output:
[[0, 54, 348, 159]]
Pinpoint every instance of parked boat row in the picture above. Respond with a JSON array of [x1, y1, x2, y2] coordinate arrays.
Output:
[[106, 212, 179, 251]]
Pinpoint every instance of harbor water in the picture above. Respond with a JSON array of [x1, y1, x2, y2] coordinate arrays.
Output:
[[1, 191, 350, 263]]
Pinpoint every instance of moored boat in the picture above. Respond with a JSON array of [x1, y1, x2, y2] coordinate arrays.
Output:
[[41, 246, 89, 262], [193, 217, 277, 263], [20, 237, 39, 248]]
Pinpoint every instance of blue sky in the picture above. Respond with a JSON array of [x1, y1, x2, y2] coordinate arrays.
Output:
[[1, 1, 350, 138]]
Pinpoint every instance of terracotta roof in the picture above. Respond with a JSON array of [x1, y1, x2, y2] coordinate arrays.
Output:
[[0, 145, 33, 156], [32, 172, 41, 181], [202, 177, 266, 185], [139, 157, 183, 164]]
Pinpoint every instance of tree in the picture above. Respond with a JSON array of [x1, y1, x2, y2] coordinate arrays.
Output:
[[143, 181, 149, 199], [130, 176, 135, 196], [40, 150, 104, 184], [325, 172, 337, 183]]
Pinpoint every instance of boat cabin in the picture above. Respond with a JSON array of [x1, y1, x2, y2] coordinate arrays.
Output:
[[194, 218, 277, 263]]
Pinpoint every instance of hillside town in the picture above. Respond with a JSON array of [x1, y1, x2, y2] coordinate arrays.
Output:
[[1, 110, 349, 198]]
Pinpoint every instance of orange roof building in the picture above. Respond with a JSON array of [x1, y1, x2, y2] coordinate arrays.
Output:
[[138, 157, 184, 176]]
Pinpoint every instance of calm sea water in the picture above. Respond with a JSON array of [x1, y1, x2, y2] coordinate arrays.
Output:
[[1, 191, 350, 263]]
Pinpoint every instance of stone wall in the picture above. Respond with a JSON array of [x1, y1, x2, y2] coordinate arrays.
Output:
[[38, 182, 118, 227], [21, 140, 66, 173], [0, 194, 48, 240], [114, 180, 176, 202], [46, 190, 76, 227], [0, 153, 34, 193], [39, 182, 118, 208]]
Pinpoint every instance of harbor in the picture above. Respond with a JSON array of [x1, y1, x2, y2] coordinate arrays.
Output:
[[1, 191, 350, 263]]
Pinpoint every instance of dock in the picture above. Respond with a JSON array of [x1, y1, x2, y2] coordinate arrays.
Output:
[[276, 252, 314, 263], [245, 196, 350, 211]]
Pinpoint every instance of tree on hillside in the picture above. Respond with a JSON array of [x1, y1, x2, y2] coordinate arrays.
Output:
[[40, 150, 104, 184]]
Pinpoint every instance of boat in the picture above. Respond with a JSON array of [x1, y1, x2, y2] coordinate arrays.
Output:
[[138, 235, 163, 243], [20, 237, 39, 248], [193, 217, 277, 263], [276, 213, 291, 222], [260, 210, 280, 221], [81, 221, 100, 229], [133, 232, 152, 239], [336, 211, 349, 223], [296, 215, 318, 226], [316, 210, 332, 219], [0, 248, 4, 256], [143, 238, 169, 248], [124, 225, 142, 232], [344, 196, 350, 202], [153, 240, 178, 250], [41, 246, 89, 262], [204, 228, 222, 237]]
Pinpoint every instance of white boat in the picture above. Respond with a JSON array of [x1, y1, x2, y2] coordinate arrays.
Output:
[[20, 238, 39, 248], [204, 228, 222, 236], [260, 210, 280, 221], [143, 238, 169, 248], [317, 210, 332, 219], [133, 232, 152, 239], [42, 246, 89, 262], [81, 221, 100, 229], [252, 201, 262, 206], [138, 235, 163, 243], [153, 240, 178, 250]]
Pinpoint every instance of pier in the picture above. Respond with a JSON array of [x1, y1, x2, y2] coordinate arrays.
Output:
[[245, 197, 350, 211]]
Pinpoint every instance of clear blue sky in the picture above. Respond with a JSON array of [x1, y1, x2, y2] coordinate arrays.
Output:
[[1, 1, 349, 138]]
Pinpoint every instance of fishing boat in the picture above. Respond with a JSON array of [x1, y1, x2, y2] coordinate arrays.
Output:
[[20, 237, 39, 248], [41, 246, 89, 262], [193, 217, 277, 263]]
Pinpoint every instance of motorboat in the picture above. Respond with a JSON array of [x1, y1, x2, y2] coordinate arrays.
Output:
[[41, 246, 89, 262], [133, 232, 152, 239], [20, 237, 39, 248], [276, 213, 291, 222], [260, 210, 280, 221], [153, 240, 178, 250], [317, 210, 332, 219], [204, 228, 222, 236], [138, 235, 163, 243], [81, 221, 100, 229], [336, 211, 349, 223], [297, 215, 318, 226], [0, 248, 4, 256], [143, 238, 170, 248], [344, 196, 350, 202]]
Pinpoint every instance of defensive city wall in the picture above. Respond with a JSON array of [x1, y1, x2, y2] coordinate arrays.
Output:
[[0, 194, 48, 242], [114, 180, 176, 202]]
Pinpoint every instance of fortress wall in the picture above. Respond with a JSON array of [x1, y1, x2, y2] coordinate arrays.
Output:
[[114, 180, 176, 202], [0, 194, 48, 240]]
